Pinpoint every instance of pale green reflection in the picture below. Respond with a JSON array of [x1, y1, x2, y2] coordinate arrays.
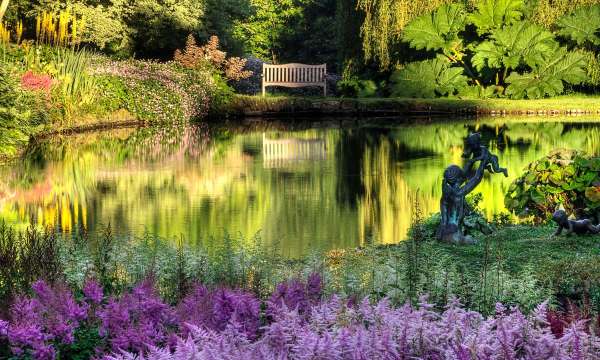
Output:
[[0, 118, 598, 257]]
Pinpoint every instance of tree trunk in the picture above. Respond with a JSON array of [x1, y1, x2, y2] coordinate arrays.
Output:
[[0, 0, 9, 22]]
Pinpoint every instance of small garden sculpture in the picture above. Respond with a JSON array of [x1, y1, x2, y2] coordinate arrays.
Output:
[[462, 132, 508, 177], [438, 132, 506, 244], [552, 209, 600, 236]]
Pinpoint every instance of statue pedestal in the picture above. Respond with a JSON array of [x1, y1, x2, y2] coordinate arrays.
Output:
[[439, 225, 477, 244]]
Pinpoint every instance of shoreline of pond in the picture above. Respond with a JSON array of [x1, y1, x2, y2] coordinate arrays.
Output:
[[2, 101, 600, 163], [223, 95, 600, 118]]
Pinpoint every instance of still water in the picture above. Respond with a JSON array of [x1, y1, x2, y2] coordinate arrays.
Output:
[[1, 117, 599, 257]]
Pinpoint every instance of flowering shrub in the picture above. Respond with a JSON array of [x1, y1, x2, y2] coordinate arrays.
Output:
[[96, 278, 177, 353], [268, 272, 323, 317], [20, 71, 53, 95], [5, 280, 88, 359], [109, 297, 600, 360], [1, 274, 600, 359], [176, 285, 261, 339], [174, 35, 252, 81], [93, 59, 214, 122]]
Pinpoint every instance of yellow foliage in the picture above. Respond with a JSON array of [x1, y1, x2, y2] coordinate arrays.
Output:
[[532, 0, 600, 28], [35, 9, 85, 47], [15, 20, 23, 45], [0, 22, 9, 44]]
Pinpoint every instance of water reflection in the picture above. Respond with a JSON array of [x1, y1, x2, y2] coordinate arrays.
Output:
[[0, 118, 599, 257]]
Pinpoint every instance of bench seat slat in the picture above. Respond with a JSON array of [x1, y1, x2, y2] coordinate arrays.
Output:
[[262, 63, 327, 96]]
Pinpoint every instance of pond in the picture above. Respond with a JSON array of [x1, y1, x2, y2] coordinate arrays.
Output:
[[0, 117, 599, 257]]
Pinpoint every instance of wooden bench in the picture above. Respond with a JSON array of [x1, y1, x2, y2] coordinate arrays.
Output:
[[262, 63, 327, 96]]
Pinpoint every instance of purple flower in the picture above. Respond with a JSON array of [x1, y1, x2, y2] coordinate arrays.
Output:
[[83, 279, 104, 304], [96, 278, 176, 353], [306, 272, 323, 302], [269, 274, 323, 317], [0, 319, 9, 337], [5, 281, 88, 358], [176, 285, 260, 339]]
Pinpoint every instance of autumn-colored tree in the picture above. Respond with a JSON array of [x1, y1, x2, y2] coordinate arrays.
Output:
[[174, 35, 253, 81]]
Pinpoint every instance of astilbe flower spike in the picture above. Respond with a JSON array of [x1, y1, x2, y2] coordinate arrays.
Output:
[[3, 280, 87, 359], [2, 275, 600, 359], [110, 295, 600, 360], [176, 284, 260, 339], [97, 278, 176, 353]]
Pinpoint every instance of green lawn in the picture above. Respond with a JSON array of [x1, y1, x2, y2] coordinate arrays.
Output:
[[311, 223, 600, 313], [226, 94, 600, 117]]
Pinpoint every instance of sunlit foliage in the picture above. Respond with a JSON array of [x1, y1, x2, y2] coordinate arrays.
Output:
[[357, 0, 455, 69]]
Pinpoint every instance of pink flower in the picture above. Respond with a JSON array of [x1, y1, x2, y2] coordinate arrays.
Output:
[[20, 71, 53, 94]]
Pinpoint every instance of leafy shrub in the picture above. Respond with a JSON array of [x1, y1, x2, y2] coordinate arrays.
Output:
[[390, 1, 590, 99], [505, 149, 600, 221], [337, 78, 378, 98], [555, 4, 600, 47], [0, 66, 48, 156], [390, 57, 468, 98], [59, 0, 202, 57], [174, 35, 252, 82]]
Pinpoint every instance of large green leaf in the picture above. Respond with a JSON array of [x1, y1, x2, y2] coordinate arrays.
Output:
[[402, 3, 468, 54], [556, 5, 600, 46], [469, 0, 525, 34], [390, 57, 469, 98], [505, 46, 588, 99], [471, 22, 555, 72]]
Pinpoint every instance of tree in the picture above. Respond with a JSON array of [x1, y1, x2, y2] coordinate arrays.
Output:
[[0, 0, 9, 22], [232, 0, 302, 63], [356, 0, 454, 69]]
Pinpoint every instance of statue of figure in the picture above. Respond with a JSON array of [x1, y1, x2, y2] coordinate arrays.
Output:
[[462, 132, 508, 177], [552, 210, 600, 236], [437, 159, 487, 244]]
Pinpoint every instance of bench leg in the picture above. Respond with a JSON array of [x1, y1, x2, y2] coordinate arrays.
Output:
[[323, 83, 327, 97], [262, 83, 266, 97]]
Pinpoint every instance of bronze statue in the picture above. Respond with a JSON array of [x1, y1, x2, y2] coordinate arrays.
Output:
[[552, 210, 600, 236], [438, 160, 487, 244], [438, 132, 508, 244], [462, 132, 508, 177]]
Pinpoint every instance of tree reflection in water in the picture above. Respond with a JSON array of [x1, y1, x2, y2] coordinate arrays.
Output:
[[0, 118, 599, 257]]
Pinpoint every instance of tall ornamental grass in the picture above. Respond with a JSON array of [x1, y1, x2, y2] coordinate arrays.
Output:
[[53, 48, 97, 117]]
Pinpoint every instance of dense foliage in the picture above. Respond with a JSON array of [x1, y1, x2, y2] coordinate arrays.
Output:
[[505, 149, 600, 221], [0, 65, 47, 156], [3, 0, 600, 101], [1, 278, 599, 359], [389, 1, 597, 99], [0, 27, 240, 156]]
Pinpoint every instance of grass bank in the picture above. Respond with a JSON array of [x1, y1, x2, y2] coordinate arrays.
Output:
[[225, 94, 600, 118], [2, 220, 599, 317]]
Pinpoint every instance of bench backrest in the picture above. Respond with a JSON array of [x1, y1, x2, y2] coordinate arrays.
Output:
[[262, 63, 327, 96]]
